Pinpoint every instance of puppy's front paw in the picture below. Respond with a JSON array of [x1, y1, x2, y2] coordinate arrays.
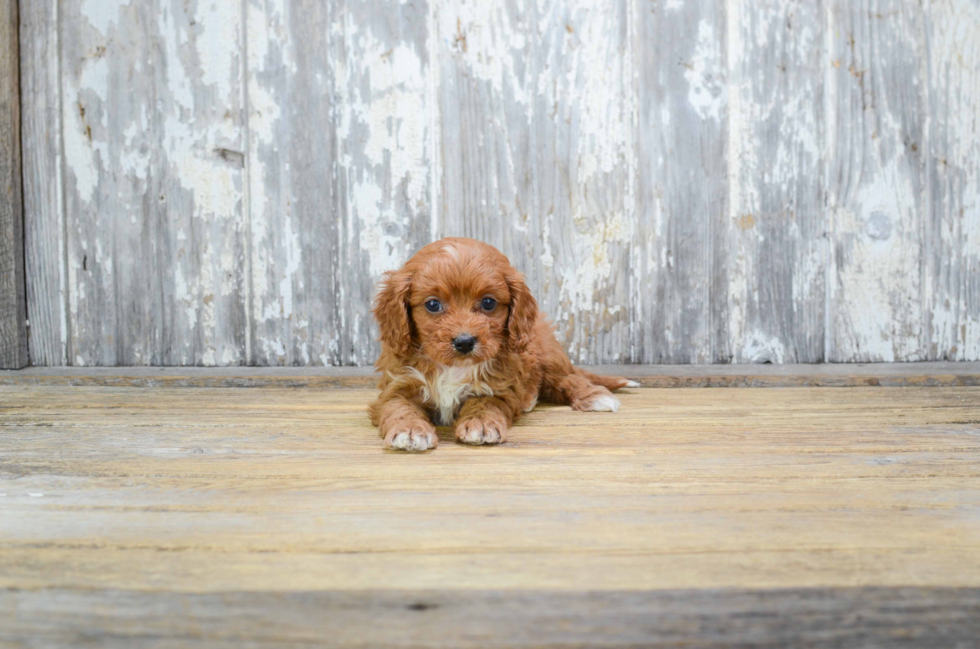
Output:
[[383, 421, 438, 452], [455, 416, 508, 446]]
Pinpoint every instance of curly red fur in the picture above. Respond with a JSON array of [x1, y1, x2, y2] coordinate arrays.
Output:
[[370, 238, 634, 452]]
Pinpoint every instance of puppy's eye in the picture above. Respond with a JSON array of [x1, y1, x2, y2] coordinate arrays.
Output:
[[481, 297, 497, 311], [424, 299, 443, 313]]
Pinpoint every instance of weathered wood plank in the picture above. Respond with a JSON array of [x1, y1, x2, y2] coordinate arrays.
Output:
[[825, 1, 929, 361], [923, 0, 980, 361], [0, 384, 979, 645], [726, 0, 826, 363], [245, 0, 337, 366], [2, 361, 980, 388], [20, 0, 66, 367], [1, 386, 979, 590], [632, 0, 729, 363], [59, 0, 248, 365], [0, 0, 27, 369], [247, 0, 433, 366], [436, 0, 633, 364], [3, 587, 980, 648]]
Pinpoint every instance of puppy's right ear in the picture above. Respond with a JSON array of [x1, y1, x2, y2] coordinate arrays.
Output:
[[373, 269, 414, 357]]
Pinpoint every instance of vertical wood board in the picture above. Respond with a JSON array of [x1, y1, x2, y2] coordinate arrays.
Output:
[[725, 0, 826, 363], [632, 0, 729, 363], [58, 0, 249, 365], [20, 0, 66, 366], [923, 0, 980, 361], [436, 0, 633, 364], [0, 0, 27, 369], [825, 0, 929, 362], [247, 0, 433, 367]]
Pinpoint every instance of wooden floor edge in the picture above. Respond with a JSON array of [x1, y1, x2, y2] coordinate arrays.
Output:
[[1, 362, 978, 388], [3, 586, 979, 647]]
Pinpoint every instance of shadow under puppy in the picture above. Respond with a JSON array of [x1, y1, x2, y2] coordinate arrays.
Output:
[[370, 237, 637, 452]]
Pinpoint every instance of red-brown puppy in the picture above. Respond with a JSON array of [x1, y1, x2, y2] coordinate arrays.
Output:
[[369, 238, 637, 451]]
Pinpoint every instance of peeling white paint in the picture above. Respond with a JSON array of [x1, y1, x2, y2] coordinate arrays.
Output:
[[832, 163, 922, 362], [63, 55, 109, 204], [343, 30, 429, 278], [194, 1, 241, 102], [79, 0, 128, 36], [29, 0, 980, 366], [685, 20, 724, 122], [740, 331, 787, 364], [438, 1, 528, 102]]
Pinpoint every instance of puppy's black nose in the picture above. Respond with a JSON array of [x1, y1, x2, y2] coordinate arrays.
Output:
[[452, 334, 477, 354]]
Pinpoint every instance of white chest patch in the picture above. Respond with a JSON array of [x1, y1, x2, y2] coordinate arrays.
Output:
[[411, 363, 495, 426]]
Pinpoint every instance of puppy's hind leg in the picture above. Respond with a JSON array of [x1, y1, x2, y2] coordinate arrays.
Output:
[[573, 367, 640, 391]]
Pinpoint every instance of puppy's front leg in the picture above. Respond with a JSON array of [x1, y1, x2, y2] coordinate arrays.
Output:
[[377, 396, 438, 452], [455, 397, 512, 446]]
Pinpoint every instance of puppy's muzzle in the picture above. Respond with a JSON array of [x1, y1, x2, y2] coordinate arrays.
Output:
[[452, 334, 477, 355]]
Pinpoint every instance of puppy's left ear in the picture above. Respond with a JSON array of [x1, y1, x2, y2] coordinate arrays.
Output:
[[373, 269, 414, 357], [505, 269, 538, 354]]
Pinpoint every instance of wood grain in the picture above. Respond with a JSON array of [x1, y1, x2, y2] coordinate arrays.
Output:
[[0, 0, 27, 369], [436, 0, 633, 364], [924, 0, 980, 361], [247, 0, 433, 367], [632, 0, 728, 364], [19, 0, 66, 367], [1, 383, 979, 645], [725, 0, 826, 363], [59, 0, 249, 365], [825, 0, 928, 362], [4, 587, 979, 648]]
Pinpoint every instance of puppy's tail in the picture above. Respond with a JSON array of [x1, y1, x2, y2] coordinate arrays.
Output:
[[573, 367, 640, 391]]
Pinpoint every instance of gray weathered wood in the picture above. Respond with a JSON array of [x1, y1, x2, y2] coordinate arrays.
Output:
[[923, 0, 980, 361], [17, 0, 980, 366], [826, 0, 929, 362], [725, 0, 826, 363], [58, 0, 249, 365], [632, 0, 729, 363], [19, 0, 65, 366], [0, 0, 27, 369], [3, 587, 979, 648], [436, 0, 633, 365], [247, 0, 433, 366]]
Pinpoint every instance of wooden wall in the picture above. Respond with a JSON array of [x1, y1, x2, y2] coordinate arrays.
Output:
[[19, 0, 980, 366], [1, 0, 27, 369]]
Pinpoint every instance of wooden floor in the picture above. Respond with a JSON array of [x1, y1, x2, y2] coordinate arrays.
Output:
[[2, 374, 980, 647]]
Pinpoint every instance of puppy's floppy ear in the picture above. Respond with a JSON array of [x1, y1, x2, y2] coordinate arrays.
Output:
[[373, 269, 414, 357], [505, 269, 538, 354]]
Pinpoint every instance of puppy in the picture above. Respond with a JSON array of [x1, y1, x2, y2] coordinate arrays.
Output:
[[369, 238, 637, 451]]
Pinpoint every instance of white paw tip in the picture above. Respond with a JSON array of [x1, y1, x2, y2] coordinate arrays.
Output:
[[624, 380, 641, 388], [390, 432, 410, 449], [589, 395, 620, 412], [388, 431, 436, 452], [458, 424, 505, 445]]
